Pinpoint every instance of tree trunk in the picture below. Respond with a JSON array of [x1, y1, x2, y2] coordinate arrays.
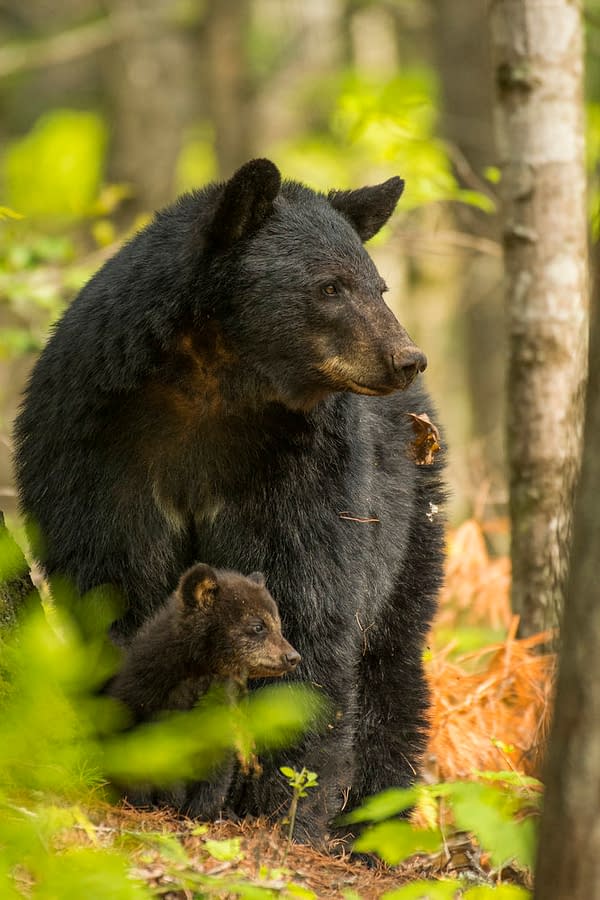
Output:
[[203, 0, 253, 178], [534, 238, 600, 898], [104, 0, 199, 211], [489, 0, 588, 637], [432, 0, 505, 506]]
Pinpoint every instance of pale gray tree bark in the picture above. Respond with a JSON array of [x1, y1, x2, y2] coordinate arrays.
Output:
[[534, 237, 600, 899], [489, 0, 588, 637]]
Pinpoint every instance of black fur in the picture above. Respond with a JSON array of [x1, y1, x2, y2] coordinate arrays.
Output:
[[14, 159, 446, 841]]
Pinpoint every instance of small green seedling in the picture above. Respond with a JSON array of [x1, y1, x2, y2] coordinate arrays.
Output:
[[280, 766, 319, 841]]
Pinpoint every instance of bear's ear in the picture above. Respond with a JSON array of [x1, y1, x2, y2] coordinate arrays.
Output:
[[180, 564, 219, 609], [328, 176, 404, 242], [208, 158, 281, 250], [247, 571, 266, 587]]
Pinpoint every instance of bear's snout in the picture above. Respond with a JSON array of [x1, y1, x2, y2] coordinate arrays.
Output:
[[282, 648, 301, 671], [390, 345, 428, 389]]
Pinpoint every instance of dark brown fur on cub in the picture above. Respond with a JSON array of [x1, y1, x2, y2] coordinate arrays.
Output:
[[108, 563, 300, 723], [106, 564, 300, 818]]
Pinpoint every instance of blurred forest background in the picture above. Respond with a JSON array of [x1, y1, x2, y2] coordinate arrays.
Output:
[[0, 0, 598, 525], [1, 4, 598, 895]]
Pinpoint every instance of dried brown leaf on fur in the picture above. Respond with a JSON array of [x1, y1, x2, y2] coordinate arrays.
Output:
[[406, 412, 442, 466]]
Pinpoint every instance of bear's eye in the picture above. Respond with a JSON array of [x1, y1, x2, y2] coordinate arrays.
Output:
[[322, 283, 338, 297], [250, 621, 266, 635]]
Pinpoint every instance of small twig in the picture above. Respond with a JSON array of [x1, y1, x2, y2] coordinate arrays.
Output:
[[355, 611, 375, 655], [339, 512, 380, 524], [444, 140, 499, 204], [398, 228, 501, 258]]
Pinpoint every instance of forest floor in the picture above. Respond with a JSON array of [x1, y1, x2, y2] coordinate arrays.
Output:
[[60, 520, 551, 899]]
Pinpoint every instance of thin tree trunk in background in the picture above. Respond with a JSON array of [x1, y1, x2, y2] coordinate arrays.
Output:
[[489, 0, 588, 637], [203, 0, 253, 178], [432, 0, 505, 506], [534, 238, 600, 899], [104, 0, 199, 211]]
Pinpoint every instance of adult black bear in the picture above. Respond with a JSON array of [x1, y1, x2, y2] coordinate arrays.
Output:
[[15, 159, 445, 841], [106, 563, 299, 818]]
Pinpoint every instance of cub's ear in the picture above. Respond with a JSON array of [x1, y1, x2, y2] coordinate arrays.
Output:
[[208, 158, 281, 250], [179, 563, 219, 609], [328, 176, 404, 242], [247, 571, 266, 587]]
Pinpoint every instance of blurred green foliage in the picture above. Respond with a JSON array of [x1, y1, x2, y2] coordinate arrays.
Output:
[[345, 772, 539, 897], [0, 530, 324, 898], [274, 70, 494, 213], [3, 110, 107, 221], [176, 69, 493, 212]]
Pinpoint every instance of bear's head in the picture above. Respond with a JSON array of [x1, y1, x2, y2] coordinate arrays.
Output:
[[200, 158, 426, 410], [178, 563, 301, 679]]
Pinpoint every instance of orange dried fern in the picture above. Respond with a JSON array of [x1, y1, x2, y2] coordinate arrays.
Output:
[[426, 520, 555, 782]]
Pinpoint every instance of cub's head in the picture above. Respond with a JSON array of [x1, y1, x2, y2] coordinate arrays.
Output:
[[200, 158, 426, 410], [178, 563, 300, 679]]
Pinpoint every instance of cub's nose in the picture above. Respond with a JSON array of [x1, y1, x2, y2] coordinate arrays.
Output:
[[283, 649, 301, 670], [391, 346, 428, 375]]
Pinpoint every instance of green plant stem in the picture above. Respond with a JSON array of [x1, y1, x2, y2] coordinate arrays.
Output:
[[287, 789, 299, 842]]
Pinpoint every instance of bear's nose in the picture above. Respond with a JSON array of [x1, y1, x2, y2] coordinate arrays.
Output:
[[391, 346, 428, 375], [283, 649, 301, 669]]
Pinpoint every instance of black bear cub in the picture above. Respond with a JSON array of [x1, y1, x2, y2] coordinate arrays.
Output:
[[108, 563, 300, 724], [106, 564, 300, 819]]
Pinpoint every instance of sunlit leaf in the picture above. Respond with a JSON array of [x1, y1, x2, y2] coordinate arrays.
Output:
[[204, 837, 244, 862], [464, 886, 531, 899], [381, 880, 459, 899], [354, 820, 441, 865], [4, 110, 107, 220], [0, 207, 24, 220], [445, 782, 536, 870], [343, 787, 417, 824]]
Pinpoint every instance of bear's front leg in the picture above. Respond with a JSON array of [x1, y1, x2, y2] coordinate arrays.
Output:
[[230, 665, 359, 846], [181, 758, 235, 820], [349, 635, 430, 810]]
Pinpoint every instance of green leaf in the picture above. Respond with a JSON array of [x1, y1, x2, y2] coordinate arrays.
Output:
[[354, 820, 441, 866], [3, 109, 107, 221], [484, 166, 501, 184], [132, 831, 190, 864], [38, 848, 151, 899], [343, 787, 417, 823], [446, 782, 536, 870], [381, 879, 459, 899], [472, 770, 542, 790], [464, 886, 531, 899], [285, 884, 318, 899], [220, 882, 277, 900], [0, 207, 24, 220], [280, 766, 296, 779], [204, 837, 244, 862]]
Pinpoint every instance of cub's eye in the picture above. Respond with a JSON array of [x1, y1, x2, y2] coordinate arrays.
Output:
[[322, 283, 338, 297], [250, 621, 266, 635]]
